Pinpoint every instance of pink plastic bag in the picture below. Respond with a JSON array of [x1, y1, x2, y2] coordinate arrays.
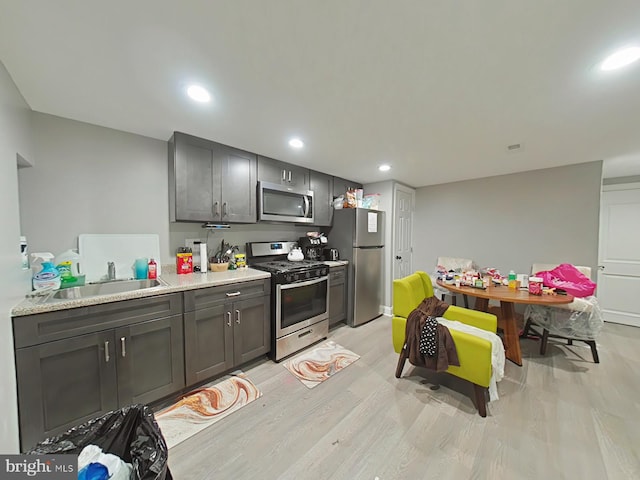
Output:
[[533, 263, 596, 298]]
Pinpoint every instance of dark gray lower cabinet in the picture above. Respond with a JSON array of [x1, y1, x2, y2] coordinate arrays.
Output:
[[184, 304, 233, 383], [115, 315, 184, 406], [184, 279, 271, 385], [15, 331, 118, 452], [13, 293, 184, 451], [329, 266, 347, 325]]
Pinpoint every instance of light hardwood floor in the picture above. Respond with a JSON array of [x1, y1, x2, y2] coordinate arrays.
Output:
[[167, 317, 640, 480]]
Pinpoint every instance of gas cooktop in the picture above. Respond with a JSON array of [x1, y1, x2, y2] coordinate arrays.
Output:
[[251, 259, 325, 274]]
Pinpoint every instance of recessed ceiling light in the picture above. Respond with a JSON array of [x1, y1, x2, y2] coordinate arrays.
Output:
[[186, 85, 211, 102], [600, 46, 640, 71], [288, 138, 304, 149], [378, 164, 391, 172]]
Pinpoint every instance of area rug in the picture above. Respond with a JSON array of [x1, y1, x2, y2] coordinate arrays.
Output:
[[283, 340, 360, 388], [154, 373, 262, 449]]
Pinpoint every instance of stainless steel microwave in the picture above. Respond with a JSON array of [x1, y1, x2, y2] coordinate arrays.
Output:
[[258, 181, 314, 224]]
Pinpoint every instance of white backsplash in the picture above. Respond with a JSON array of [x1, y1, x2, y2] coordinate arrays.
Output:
[[79, 234, 161, 282]]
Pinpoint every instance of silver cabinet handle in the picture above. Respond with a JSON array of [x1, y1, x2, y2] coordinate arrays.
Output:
[[121, 337, 126, 357], [213, 201, 220, 217], [227, 311, 232, 327], [282, 169, 286, 181], [226, 291, 241, 297], [235, 309, 241, 325], [288, 170, 292, 182], [104, 341, 110, 362], [222, 202, 228, 218]]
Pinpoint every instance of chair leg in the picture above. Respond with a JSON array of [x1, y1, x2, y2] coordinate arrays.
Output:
[[586, 340, 600, 363], [451, 295, 457, 306], [567, 339, 573, 346], [463, 294, 469, 309], [521, 318, 533, 338], [540, 329, 550, 355], [472, 384, 487, 417], [395, 347, 408, 378]]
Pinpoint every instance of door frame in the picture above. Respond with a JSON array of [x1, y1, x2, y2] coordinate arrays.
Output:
[[597, 181, 640, 326], [390, 182, 415, 314]]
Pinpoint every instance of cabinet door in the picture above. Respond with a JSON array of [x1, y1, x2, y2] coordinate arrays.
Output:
[[184, 304, 234, 385], [116, 315, 185, 406], [15, 331, 118, 451], [310, 170, 334, 226], [258, 155, 309, 187], [232, 296, 271, 366], [219, 144, 257, 223], [333, 176, 363, 199], [170, 132, 221, 222], [329, 268, 346, 325]]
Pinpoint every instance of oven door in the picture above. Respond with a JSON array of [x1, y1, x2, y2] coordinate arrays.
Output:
[[275, 276, 329, 337]]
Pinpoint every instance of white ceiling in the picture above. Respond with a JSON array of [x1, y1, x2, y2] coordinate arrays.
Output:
[[1, 0, 639, 187]]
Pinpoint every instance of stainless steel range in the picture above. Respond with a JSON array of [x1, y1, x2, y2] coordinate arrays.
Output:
[[247, 241, 329, 361]]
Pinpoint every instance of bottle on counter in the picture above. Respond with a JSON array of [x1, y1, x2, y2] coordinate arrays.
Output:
[[508, 270, 517, 290], [33, 261, 61, 291], [148, 258, 157, 280]]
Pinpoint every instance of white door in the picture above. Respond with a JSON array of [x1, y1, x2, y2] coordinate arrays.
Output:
[[597, 184, 640, 327], [393, 185, 414, 280]]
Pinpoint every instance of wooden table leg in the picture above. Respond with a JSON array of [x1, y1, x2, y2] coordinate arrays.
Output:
[[474, 297, 489, 312], [500, 301, 523, 366]]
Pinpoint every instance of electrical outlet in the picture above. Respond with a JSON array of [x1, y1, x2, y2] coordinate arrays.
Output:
[[185, 238, 201, 252]]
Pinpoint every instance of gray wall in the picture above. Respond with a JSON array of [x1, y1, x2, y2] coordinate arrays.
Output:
[[18, 113, 319, 264], [0, 60, 32, 453], [412, 161, 603, 278], [19, 113, 171, 260]]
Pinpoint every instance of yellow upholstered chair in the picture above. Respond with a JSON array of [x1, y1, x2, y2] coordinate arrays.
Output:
[[393, 271, 498, 416]]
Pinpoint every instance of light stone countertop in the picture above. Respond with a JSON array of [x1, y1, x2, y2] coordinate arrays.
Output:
[[324, 260, 349, 267], [11, 267, 271, 317]]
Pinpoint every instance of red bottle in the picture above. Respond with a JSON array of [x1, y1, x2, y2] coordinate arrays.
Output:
[[148, 258, 157, 279]]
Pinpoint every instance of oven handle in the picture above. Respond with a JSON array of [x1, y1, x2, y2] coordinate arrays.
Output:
[[278, 275, 328, 290]]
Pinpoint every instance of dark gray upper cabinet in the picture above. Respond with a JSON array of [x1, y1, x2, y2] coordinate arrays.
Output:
[[169, 132, 257, 223], [332, 176, 363, 199], [257, 155, 309, 188], [309, 170, 333, 227]]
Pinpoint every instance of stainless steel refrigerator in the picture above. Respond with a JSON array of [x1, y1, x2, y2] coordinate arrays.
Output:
[[329, 208, 385, 327]]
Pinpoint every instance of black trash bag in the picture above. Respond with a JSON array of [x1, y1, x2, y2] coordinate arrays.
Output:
[[27, 404, 172, 480]]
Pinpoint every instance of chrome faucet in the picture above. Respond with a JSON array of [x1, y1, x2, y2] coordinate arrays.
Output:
[[107, 262, 116, 280]]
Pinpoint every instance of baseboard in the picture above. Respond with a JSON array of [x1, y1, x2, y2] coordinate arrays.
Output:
[[382, 305, 392, 316]]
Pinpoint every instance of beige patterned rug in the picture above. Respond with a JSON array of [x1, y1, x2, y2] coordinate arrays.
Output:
[[283, 340, 360, 388], [154, 373, 262, 449]]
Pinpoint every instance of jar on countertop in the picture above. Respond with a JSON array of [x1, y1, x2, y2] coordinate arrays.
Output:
[[176, 247, 193, 275]]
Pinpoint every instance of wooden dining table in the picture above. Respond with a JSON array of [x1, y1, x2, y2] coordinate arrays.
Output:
[[436, 280, 574, 366]]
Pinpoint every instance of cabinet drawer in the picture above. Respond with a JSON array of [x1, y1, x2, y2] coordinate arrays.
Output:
[[329, 267, 346, 284], [184, 279, 271, 312], [13, 293, 183, 348]]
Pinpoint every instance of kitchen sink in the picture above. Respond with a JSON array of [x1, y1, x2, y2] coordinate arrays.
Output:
[[52, 279, 164, 300]]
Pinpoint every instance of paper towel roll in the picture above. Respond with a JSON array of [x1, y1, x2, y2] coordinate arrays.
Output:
[[199, 242, 208, 273]]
